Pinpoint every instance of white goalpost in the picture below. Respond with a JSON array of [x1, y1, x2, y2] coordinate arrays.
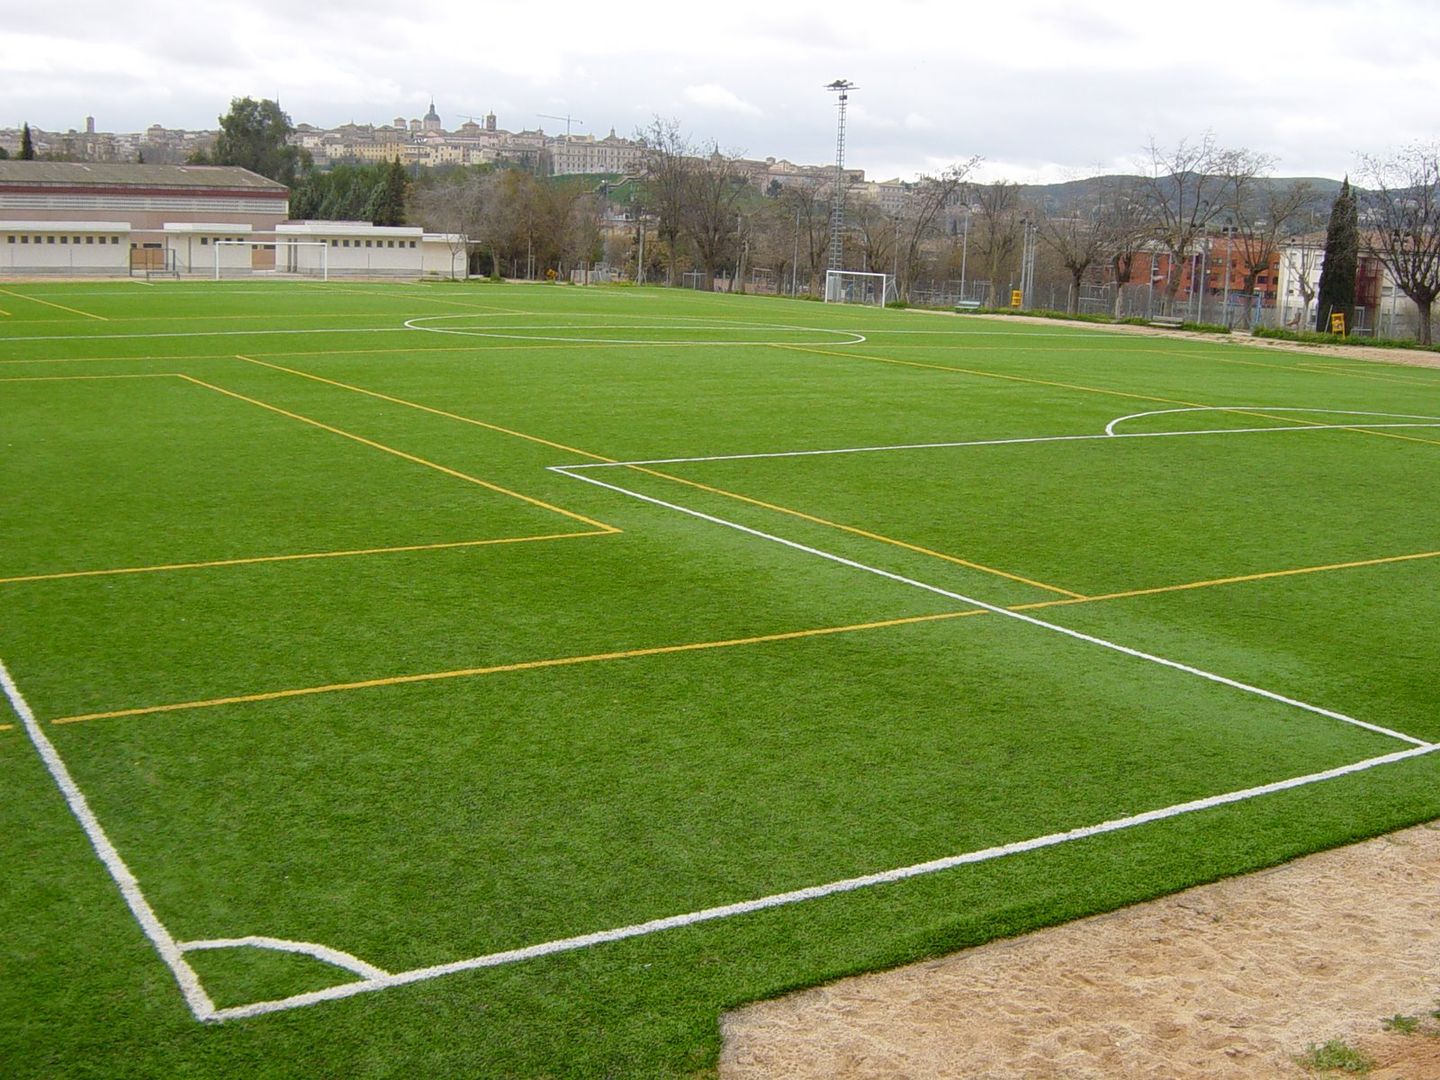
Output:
[[825, 269, 897, 306], [214, 240, 329, 281]]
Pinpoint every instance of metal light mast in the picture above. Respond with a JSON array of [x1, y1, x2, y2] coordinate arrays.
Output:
[[826, 80, 856, 270]]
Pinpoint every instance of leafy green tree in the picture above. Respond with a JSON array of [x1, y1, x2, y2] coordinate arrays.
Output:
[[191, 98, 310, 187], [19, 123, 35, 160], [365, 158, 409, 226], [1315, 177, 1358, 332], [0, 146, 9, 160]]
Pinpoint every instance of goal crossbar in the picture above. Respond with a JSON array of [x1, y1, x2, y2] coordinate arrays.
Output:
[[825, 269, 897, 306], [214, 240, 329, 281]]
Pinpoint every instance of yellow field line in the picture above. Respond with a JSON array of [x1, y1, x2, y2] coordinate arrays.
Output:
[[176, 374, 617, 532], [0, 531, 609, 587], [49, 541, 1440, 727], [0, 372, 175, 383], [1296, 362, 1440, 387], [0, 287, 107, 321], [0, 306, 11, 316], [235, 355, 617, 462], [0, 353, 234, 366], [50, 609, 985, 725], [776, 343, 1207, 409], [628, 464, 1087, 598], [1014, 548, 1440, 613], [0, 723, 13, 732], [238, 356, 1082, 595]]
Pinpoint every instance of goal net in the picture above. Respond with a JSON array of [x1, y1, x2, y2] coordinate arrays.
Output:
[[825, 269, 897, 306], [214, 240, 329, 281]]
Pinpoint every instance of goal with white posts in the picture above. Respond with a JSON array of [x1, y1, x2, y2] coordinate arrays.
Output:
[[214, 240, 329, 281], [825, 269, 897, 306]]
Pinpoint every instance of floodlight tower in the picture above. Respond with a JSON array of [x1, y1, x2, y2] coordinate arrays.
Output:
[[825, 79, 856, 270]]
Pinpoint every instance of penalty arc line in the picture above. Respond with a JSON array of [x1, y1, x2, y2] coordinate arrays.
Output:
[[551, 466, 1430, 749], [0, 657, 216, 1021]]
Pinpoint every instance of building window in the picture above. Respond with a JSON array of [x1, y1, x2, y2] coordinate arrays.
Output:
[[73, 236, 81, 244], [330, 239, 338, 247], [409, 241, 416, 248], [365, 240, 373, 247], [21, 236, 28, 244], [387, 240, 395, 248], [47, 236, 56, 244], [6, 236, 13, 244], [201, 237, 209, 245], [85, 236, 94, 244], [342, 239, 350, 247]]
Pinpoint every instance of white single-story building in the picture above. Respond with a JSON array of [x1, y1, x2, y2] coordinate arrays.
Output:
[[276, 222, 468, 279], [163, 222, 255, 275], [0, 220, 131, 273]]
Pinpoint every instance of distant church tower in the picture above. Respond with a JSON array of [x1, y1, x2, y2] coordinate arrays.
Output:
[[422, 100, 442, 132]]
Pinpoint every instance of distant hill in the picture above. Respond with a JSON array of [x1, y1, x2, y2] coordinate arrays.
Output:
[[1015, 174, 1345, 214]]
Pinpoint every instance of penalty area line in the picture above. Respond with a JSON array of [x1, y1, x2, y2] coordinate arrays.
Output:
[[207, 740, 1438, 1021], [552, 466, 1430, 749]]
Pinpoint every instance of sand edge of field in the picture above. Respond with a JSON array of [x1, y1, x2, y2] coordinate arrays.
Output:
[[721, 821, 1440, 1079]]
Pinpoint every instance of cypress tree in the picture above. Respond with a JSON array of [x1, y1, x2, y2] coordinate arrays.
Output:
[[19, 123, 36, 160], [1315, 178, 1358, 333]]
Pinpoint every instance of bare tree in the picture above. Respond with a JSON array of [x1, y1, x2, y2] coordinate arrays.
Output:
[[1221, 169, 1315, 327], [775, 178, 832, 294], [893, 159, 979, 300], [1359, 143, 1440, 344], [636, 117, 693, 287], [1036, 188, 1108, 314], [1094, 180, 1152, 318], [681, 142, 750, 289], [1135, 134, 1240, 310], [412, 171, 491, 277], [970, 181, 1023, 306], [849, 190, 897, 277]]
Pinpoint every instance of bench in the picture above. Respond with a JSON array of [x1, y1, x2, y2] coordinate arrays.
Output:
[[955, 300, 983, 311], [1150, 315, 1184, 329]]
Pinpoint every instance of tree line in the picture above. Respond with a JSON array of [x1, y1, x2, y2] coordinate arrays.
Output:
[[120, 98, 1440, 343]]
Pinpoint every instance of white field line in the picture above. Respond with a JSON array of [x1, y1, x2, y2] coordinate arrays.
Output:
[[180, 936, 388, 981], [558, 415, 1440, 470], [403, 314, 867, 346], [1104, 406, 1440, 436], [206, 741, 1437, 1022], [552, 466, 1430, 749], [0, 326, 411, 344], [0, 657, 216, 1021]]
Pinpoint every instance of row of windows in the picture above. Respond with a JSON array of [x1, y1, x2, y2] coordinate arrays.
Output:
[[6, 234, 122, 245], [326, 238, 417, 248]]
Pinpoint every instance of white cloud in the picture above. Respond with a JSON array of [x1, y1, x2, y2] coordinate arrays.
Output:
[[682, 84, 763, 117]]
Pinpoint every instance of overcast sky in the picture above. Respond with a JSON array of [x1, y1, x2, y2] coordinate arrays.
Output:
[[4, 0, 1436, 183]]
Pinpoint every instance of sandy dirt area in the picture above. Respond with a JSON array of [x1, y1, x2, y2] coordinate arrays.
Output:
[[722, 822, 1440, 1079]]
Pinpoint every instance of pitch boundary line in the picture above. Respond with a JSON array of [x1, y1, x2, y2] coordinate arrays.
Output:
[[0, 658, 215, 1018], [10, 641, 1432, 1024]]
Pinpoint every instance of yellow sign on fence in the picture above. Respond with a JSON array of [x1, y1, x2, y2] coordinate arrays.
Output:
[[1330, 312, 1346, 335], [1011, 289, 1023, 308]]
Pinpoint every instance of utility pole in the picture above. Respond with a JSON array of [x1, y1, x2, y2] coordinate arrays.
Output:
[[825, 80, 856, 276]]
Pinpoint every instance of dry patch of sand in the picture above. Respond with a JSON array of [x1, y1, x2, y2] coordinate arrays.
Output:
[[722, 822, 1440, 1079]]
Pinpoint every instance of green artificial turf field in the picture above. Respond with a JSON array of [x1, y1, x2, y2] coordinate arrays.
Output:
[[2, 280, 1437, 1077]]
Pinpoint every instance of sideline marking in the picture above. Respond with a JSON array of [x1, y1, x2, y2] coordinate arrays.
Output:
[[0, 287, 107, 321], [0, 658, 214, 1019], [0, 531, 607, 587]]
